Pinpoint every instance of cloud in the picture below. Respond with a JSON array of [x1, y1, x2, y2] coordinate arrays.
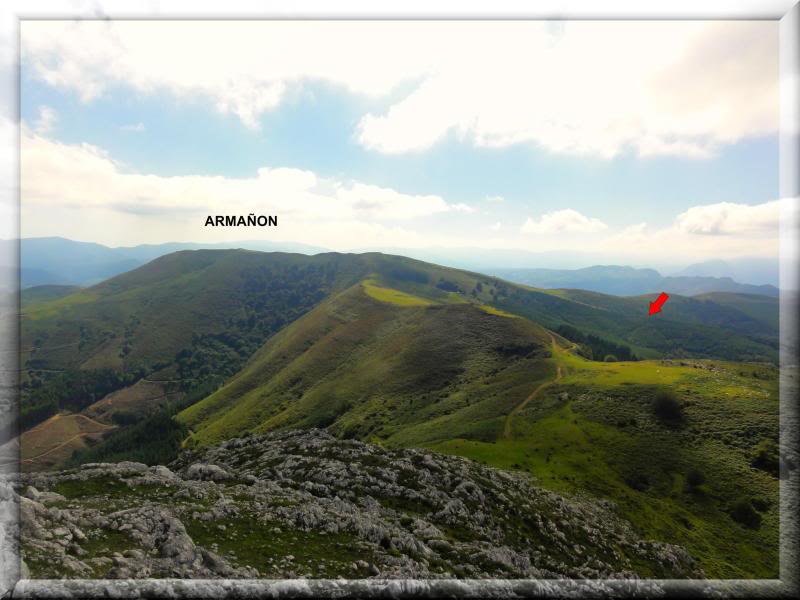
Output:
[[353, 21, 777, 158], [120, 122, 145, 132], [521, 209, 607, 235], [598, 203, 783, 261], [674, 200, 780, 235], [21, 20, 777, 157], [33, 105, 57, 134], [485, 195, 505, 204], [19, 129, 784, 261], [21, 132, 472, 244]]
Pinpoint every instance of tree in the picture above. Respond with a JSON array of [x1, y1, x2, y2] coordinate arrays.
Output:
[[686, 468, 705, 490], [653, 390, 683, 423]]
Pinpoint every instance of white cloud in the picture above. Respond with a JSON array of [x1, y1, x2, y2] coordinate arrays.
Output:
[[485, 195, 505, 204], [598, 202, 784, 261], [20, 131, 473, 247], [19, 129, 784, 261], [21, 20, 777, 158], [674, 200, 780, 235], [521, 209, 607, 235], [120, 122, 145, 132], [33, 105, 57, 134]]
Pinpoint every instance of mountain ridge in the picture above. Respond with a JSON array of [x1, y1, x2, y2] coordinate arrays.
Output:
[[492, 265, 779, 297], [12, 237, 780, 294]]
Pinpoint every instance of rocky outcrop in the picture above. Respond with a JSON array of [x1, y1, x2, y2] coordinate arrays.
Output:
[[19, 429, 702, 580]]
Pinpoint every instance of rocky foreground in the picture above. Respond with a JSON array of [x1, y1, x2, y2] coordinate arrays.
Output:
[[19, 429, 701, 580]]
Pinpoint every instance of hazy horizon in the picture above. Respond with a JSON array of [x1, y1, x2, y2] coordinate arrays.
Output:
[[7, 235, 784, 288]]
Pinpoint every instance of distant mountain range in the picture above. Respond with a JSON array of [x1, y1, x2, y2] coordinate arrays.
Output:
[[3, 237, 781, 297], [671, 258, 779, 287], [7, 237, 327, 288], [491, 265, 779, 298], [357, 246, 782, 289]]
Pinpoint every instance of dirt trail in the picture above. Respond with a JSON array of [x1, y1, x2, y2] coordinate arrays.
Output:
[[503, 334, 569, 439], [22, 414, 116, 463]]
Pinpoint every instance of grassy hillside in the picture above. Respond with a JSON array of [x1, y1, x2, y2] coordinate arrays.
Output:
[[21, 285, 82, 307], [21, 250, 365, 376], [20, 249, 780, 578], [431, 341, 779, 578], [498, 287, 777, 362], [178, 273, 779, 578], [179, 281, 553, 446], [693, 292, 779, 331], [21, 250, 777, 384], [20, 249, 778, 437]]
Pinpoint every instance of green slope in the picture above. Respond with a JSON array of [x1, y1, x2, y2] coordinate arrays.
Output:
[[497, 287, 777, 362], [693, 292, 779, 331], [21, 284, 82, 307], [20, 249, 780, 578], [178, 275, 779, 579], [20, 249, 778, 436], [179, 281, 554, 446], [21, 250, 369, 376], [21, 250, 777, 383], [431, 341, 779, 579]]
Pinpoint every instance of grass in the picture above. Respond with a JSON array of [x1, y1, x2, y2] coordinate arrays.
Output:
[[20, 249, 782, 579], [478, 304, 518, 318], [429, 341, 779, 579], [180, 284, 553, 446], [184, 514, 376, 577], [53, 475, 162, 500], [362, 279, 433, 306]]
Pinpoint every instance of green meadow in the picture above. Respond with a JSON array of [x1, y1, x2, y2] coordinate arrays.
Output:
[[430, 340, 779, 578]]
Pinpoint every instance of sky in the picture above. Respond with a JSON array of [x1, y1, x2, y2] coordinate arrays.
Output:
[[18, 19, 785, 266]]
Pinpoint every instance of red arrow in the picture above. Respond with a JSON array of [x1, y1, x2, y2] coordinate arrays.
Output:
[[649, 292, 669, 315]]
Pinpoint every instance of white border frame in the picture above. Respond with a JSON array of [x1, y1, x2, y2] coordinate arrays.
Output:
[[2, 2, 798, 597]]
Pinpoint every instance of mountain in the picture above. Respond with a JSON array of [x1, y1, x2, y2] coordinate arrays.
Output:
[[356, 246, 598, 271], [20, 237, 142, 288], [20, 249, 778, 462], [18, 249, 780, 578], [17, 237, 783, 295], [115, 239, 328, 263], [692, 292, 780, 331], [673, 258, 780, 288], [492, 265, 779, 298], [21, 285, 82, 307], [173, 261, 778, 578], [660, 276, 778, 297], [178, 281, 553, 446], [17, 237, 329, 288], [21, 250, 777, 387]]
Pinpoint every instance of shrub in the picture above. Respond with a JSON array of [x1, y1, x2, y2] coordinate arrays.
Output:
[[730, 500, 762, 529], [751, 438, 779, 477], [624, 473, 649, 491], [653, 390, 683, 423], [686, 468, 706, 489]]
